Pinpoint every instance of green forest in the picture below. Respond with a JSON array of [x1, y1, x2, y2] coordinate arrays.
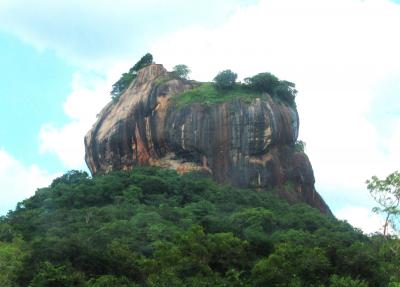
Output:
[[0, 168, 399, 286]]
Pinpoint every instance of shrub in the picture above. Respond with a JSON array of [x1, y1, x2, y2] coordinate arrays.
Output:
[[213, 70, 237, 90]]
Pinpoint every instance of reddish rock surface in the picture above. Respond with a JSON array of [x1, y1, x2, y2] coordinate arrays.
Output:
[[85, 64, 331, 214]]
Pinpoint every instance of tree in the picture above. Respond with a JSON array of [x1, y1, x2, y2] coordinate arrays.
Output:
[[251, 243, 330, 286], [274, 81, 297, 106], [50, 170, 89, 188], [129, 53, 153, 74], [213, 70, 237, 90], [0, 237, 26, 287], [111, 53, 154, 102], [3, 167, 398, 285], [172, 65, 190, 79], [87, 275, 137, 287], [366, 171, 400, 236], [244, 73, 297, 107], [329, 275, 368, 287], [244, 72, 279, 94], [29, 262, 85, 287]]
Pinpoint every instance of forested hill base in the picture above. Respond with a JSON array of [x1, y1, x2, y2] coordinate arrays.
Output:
[[1, 168, 399, 286]]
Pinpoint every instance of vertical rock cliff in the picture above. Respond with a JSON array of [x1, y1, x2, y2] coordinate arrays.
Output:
[[85, 64, 331, 214]]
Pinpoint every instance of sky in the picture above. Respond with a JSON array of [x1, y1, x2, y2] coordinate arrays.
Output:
[[0, 0, 399, 234]]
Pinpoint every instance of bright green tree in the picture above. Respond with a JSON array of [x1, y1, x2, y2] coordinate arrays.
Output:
[[366, 171, 400, 236], [329, 275, 368, 287], [0, 237, 26, 287], [172, 64, 191, 79]]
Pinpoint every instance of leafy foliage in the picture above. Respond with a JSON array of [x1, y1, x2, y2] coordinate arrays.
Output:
[[0, 168, 398, 286], [213, 69, 238, 90], [244, 72, 280, 94], [173, 69, 297, 108], [329, 275, 368, 287], [29, 262, 85, 287], [366, 171, 400, 236], [129, 53, 153, 74], [110, 53, 153, 102], [172, 64, 191, 79], [0, 237, 26, 287], [244, 73, 298, 107]]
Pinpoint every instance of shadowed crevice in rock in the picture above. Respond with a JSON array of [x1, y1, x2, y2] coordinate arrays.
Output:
[[84, 64, 331, 215]]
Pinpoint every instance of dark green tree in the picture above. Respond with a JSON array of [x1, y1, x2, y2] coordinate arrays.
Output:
[[29, 262, 85, 287], [87, 275, 138, 287], [213, 70, 237, 90], [244, 72, 279, 94], [329, 275, 368, 287], [244, 73, 297, 106], [129, 53, 153, 74], [111, 53, 154, 102]]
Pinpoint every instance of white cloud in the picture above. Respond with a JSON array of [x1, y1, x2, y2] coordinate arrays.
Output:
[[335, 206, 385, 234], [39, 70, 115, 168], [0, 148, 57, 215], [151, 0, 400, 211], [0, 0, 254, 69], [0, 0, 257, 170]]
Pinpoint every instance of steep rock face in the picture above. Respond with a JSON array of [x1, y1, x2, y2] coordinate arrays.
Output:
[[85, 64, 331, 214]]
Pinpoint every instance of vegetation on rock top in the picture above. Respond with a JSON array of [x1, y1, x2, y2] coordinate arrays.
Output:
[[172, 82, 263, 107], [110, 53, 153, 102], [110, 55, 297, 108], [172, 69, 298, 108]]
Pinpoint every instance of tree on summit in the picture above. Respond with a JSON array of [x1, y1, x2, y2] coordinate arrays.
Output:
[[244, 72, 297, 107], [213, 69, 237, 90], [129, 53, 153, 73], [172, 64, 191, 79], [110, 53, 154, 102]]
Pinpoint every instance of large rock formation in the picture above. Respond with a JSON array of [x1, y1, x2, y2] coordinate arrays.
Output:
[[85, 64, 331, 214]]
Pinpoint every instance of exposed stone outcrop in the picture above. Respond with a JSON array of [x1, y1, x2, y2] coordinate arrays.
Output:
[[84, 64, 331, 214]]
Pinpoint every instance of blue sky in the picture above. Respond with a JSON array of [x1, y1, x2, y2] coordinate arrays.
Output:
[[0, 32, 73, 170], [1, 0, 399, 234]]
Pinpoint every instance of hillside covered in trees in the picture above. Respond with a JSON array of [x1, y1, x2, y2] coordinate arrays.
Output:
[[1, 168, 399, 286]]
